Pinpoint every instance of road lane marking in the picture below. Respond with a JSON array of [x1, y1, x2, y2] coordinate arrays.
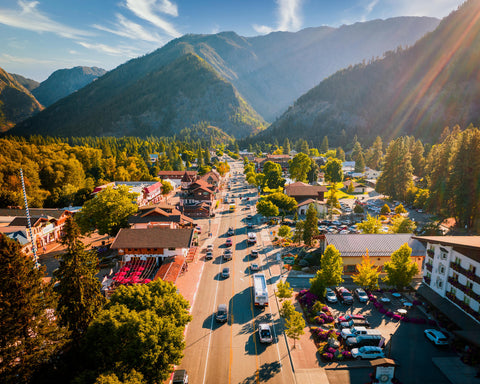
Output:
[[249, 275, 260, 383]]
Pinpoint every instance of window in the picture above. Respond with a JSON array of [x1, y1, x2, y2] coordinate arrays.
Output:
[[168, 247, 175, 251], [437, 280, 443, 289], [466, 281, 473, 289], [464, 296, 471, 306], [450, 287, 456, 295], [346, 265, 356, 273], [439, 264, 445, 274], [455, 257, 461, 265], [469, 265, 477, 274], [440, 252, 447, 260]]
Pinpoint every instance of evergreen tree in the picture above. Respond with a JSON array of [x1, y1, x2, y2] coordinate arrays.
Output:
[[292, 220, 304, 243], [55, 217, 106, 341], [0, 234, 68, 383], [196, 148, 203, 167], [380, 204, 391, 215], [355, 153, 365, 173], [320, 136, 329, 153], [283, 138, 291, 155], [376, 138, 413, 200], [383, 243, 419, 290], [303, 203, 319, 246], [352, 251, 380, 291], [410, 139, 425, 177], [351, 140, 363, 162], [365, 136, 383, 170], [336, 147, 346, 162], [307, 161, 320, 183]]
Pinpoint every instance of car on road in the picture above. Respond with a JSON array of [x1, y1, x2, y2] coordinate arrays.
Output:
[[222, 267, 230, 278], [258, 323, 273, 343], [206, 244, 214, 251], [354, 288, 369, 303], [225, 238, 233, 247], [424, 329, 449, 346], [251, 263, 260, 272], [351, 346, 385, 360], [247, 222, 254, 229], [335, 287, 354, 304], [205, 251, 213, 260], [172, 369, 189, 384], [325, 288, 338, 303], [251, 249, 259, 258], [246, 214, 253, 220], [223, 249, 232, 260], [215, 304, 228, 322], [227, 227, 235, 236]]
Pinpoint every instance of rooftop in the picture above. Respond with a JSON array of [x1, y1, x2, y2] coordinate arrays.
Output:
[[111, 228, 194, 249]]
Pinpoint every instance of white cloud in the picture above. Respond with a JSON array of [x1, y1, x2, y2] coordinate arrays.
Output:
[[94, 13, 165, 43], [0, 53, 56, 65], [253, 0, 303, 35], [77, 41, 139, 57], [124, 0, 181, 38], [0, 0, 92, 39], [381, 0, 463, 18]]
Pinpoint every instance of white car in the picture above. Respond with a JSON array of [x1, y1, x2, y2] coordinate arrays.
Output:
[[251, 263, 260, 272], [206, 244, 214, 251], [354, 288, 369, 303], [325, 288, 338, 303], [424, 329, 448, 346], [351, 346, 385, 360], [258, 323, 273, 343]]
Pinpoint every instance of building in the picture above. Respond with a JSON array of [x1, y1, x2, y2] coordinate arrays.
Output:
[[128, 203, 195, 229], [199, 170, 221, 187], [414, 236, 480, 337], [92, 181, 163, 206], [297, 199, 327, 216], [284, 182, 327, 204], [179, 179, 217, 218], [111, 227, 195, 264], [322, 233, 425, 275], [157, 170, 198, 190], [342, 161, 355, 174], [343, 180, 367, 194], [0, 208, 73, 254], [254, 154, 291, 172]]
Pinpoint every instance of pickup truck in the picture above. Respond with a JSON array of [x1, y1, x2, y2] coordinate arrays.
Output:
[[338, 318, 370, 329], [341, 326, 380, 340]]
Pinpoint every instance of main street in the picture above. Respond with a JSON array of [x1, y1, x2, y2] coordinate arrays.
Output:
[[177, 161, 295, 384]]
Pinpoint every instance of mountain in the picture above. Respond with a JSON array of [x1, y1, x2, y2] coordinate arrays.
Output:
[[9, 73, 40, 92], [148, 16, 439, 121], [261, 1, 480, 146], [12, 54, 264, 138], [32, 66, 106, 107], [0, 67, 43, 132]]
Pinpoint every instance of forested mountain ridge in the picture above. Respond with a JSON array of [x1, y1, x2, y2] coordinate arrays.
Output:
[[9, 73, 40, 92], [0, 67, 43, 132], [261, 0, 480, 146], [12, 54, 265, 138], [32, 66, 107, 107]]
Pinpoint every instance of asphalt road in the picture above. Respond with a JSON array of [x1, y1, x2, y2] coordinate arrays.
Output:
[[178, 162, 295, 384]]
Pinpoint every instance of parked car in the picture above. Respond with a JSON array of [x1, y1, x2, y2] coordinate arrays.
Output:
[[258, 323, 273, 343], [338, 314, 366, 322], [225, 238, 233, 247], [339, 318, 370, 329], [227, 227, 235, 236], [424, 329, 449, 346], [222, 267, 230, 278], [335, 287, 354, 304], [325, 288, 338, 303], [351, 346, 385, 360], [251, 263, 260, 272], [341, 326, 381, 340], [172, 369, 189, 384], [246, 214, 253, 220], [205, 251, 213, 260], [223, 249, 232, 260], [346, 334, 383, 348], [354, 288, 369, 303], [251, 249, 259, 258], [215, 304, 228, 322], [206, 244, 214, 251]]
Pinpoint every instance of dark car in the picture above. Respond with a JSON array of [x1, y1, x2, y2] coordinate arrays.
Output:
[[227, 227, 235, 236], [172, 369, 189, 384], [335, 287, 354, 304], [215, 304, 228, 322]]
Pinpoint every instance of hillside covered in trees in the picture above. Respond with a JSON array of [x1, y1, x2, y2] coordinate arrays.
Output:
[[262, 0, 480, 146]]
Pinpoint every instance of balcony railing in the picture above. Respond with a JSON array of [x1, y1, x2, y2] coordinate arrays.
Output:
[[450, 262, 480, 285], [425, 263, 433, 272], [446, 291, 480, 323], [447, 276, 480, 303], [427, 249, 434, 258]]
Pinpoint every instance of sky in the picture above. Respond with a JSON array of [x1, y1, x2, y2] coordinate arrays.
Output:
[[0, 0, 466, 82]]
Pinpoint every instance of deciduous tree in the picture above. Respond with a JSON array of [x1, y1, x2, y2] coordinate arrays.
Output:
[[382, 243, 419, 290], [256, 199, 279, 217], [285, 310, 305, 348], [309, 245, 343, 297], [358, 214, 382, 234], [289, 153, 311, 182], [352, 251, 380, 291], [390, 216, 416, 233], [323, 158, 343, 184], [275, 280, 293, 300]]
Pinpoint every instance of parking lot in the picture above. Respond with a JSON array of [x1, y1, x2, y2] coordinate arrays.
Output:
[[285, 276, 458, 384]]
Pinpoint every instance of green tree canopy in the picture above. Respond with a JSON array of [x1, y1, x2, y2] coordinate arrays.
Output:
[[394, 204, 407, 214], [309, 244, 344, 297], [275, 280, 293, 301], [352, 251, 380, 291], [357, 214, 382, 234], [160, 180, 173, 196], [323, 158, 343, 184], [380, 204, 391, 215], [76, 185, 139, 237], [278, 225, 292, 239], [263, 161, 286, 190], [303, 203, 319, 246], [55, 217, 106, 341], [382, 243, 419, 290], [289, 153, 312, 182], [285, 310, 305, 348], [0, 234, 68, 383], [390, 216, 417, 233], [292, 220, 304, 243], [265, 192, 297, 214], [256, 199, 279, 217]]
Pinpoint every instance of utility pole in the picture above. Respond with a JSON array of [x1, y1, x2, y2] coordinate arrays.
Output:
[[20, 169, 39, 268]]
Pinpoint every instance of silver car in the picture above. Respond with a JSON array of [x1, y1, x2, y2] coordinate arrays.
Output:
[[325, 288, 338, 303]]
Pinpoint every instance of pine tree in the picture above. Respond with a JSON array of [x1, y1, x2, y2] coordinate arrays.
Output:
[[352, 251, 380, 291], [303, 203, 319, 246], [309, 245, 344, 297], [55, 218, 106, 341], [283, 138, 291, 155], [0, 234, 68, 383], [320, 136, 329, 153]]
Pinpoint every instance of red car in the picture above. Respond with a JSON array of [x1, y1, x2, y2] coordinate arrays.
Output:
[[225, 238, 233, 247], [337, 314, 366, 323]]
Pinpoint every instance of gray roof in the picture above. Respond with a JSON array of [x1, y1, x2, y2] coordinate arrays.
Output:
[[325, 234, 425, 257], [111, 228, 194, 249], [0, 208, 72, 220]]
